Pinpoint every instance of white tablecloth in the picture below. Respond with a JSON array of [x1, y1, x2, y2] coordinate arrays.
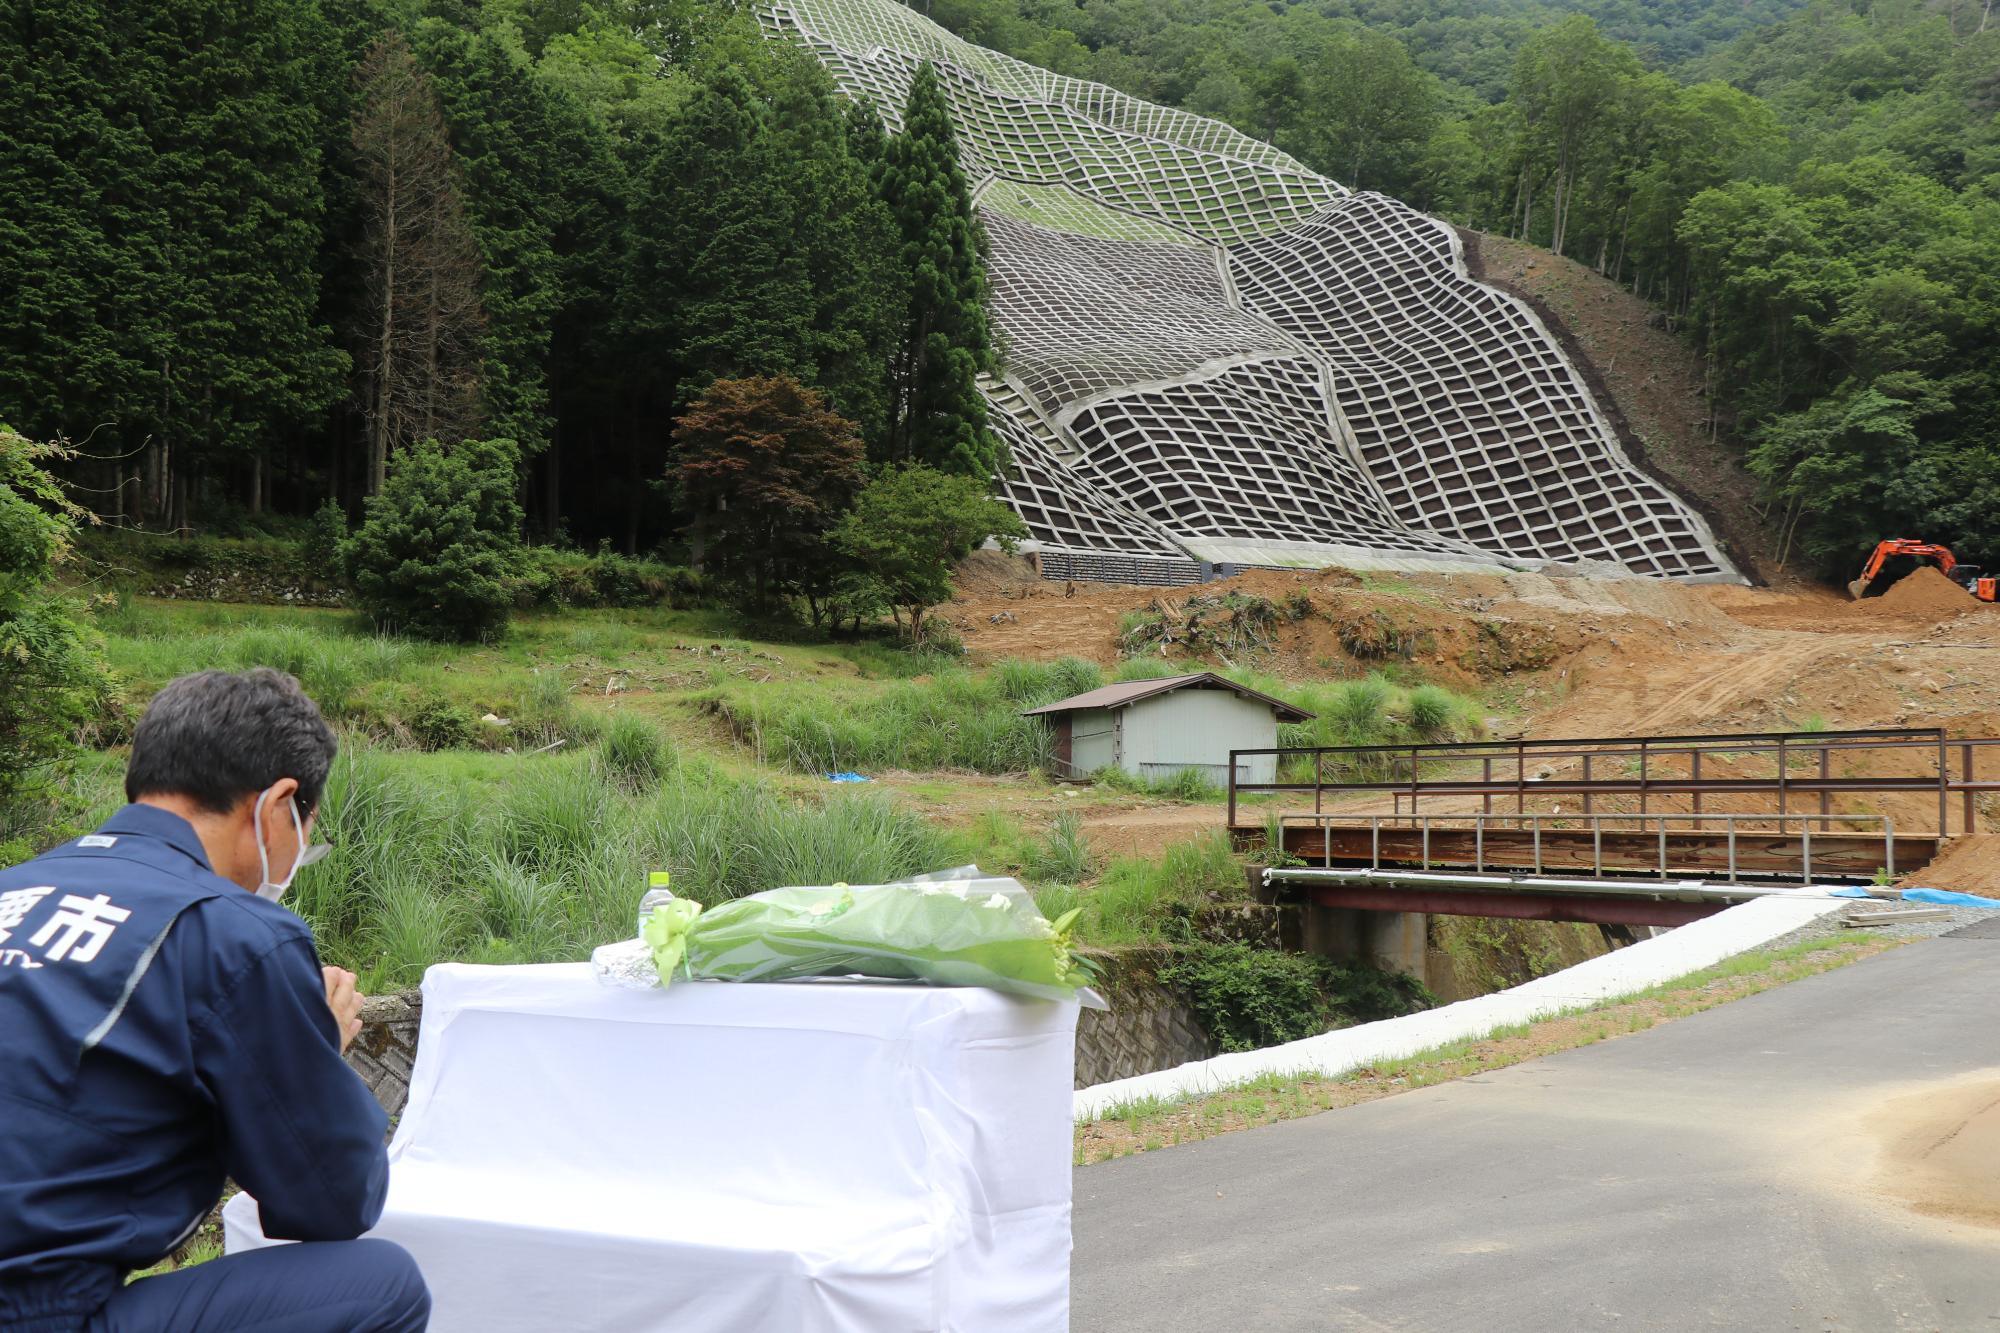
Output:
[[224, 963, 1079, 1331]]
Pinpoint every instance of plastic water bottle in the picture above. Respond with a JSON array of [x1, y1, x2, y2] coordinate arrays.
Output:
[[636, 870, 674, 937]]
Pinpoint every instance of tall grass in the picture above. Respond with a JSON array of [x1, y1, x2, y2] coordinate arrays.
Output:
[[289, 743, 957, 988], [1023, 809, 1094, 883], [104, 613, 427, 721], [715, 656, 1101, 776], [1078, 832, 1245, 946]]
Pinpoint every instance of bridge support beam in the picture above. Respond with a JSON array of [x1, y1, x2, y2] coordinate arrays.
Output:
[[1300, 905, 1431, 985], [1306, 884, 1721, 929]]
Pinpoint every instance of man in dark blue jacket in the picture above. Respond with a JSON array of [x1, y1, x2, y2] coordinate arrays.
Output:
[[0, 669, 430, 1331]]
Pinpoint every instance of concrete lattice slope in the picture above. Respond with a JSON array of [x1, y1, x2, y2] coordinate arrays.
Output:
[[760, 0, 1739, 585]]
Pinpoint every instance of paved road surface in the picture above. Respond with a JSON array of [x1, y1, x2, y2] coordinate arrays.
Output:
[[1073, 932, 2000, 1331]]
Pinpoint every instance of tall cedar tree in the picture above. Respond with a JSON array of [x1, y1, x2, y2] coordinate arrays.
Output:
[[0, 2, 156, 518], [2, 1, 344, 529], [411, 21, 564, 458], [351, 32, 487, 493], [876, 63, 1001, 478], [671, 376, 866, 609], [131, 0, 347, 527], [630, 66, 814, 397], [769, 55, 905, 450]]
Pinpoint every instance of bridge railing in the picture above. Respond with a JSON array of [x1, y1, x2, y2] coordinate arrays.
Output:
[[1226, 726, 2000, 838], [1275, 810, 1898, 884]]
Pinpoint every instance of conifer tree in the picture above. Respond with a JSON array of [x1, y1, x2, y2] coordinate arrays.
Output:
[[412, 21, 565, 458], [629, 65, 814, 395], [132, 0, 347, 524], [351, 32, 488, 493], [876, 62, 1000, 478]]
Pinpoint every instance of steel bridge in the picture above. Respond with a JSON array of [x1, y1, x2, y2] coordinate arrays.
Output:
[[1226, 726, 2000, 927]]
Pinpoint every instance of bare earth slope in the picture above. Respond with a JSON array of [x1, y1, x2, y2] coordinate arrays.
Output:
[[1463, 230, 1786, 586]]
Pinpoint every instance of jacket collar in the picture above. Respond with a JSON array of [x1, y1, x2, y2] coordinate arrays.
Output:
[[95, 803, 218, 873]]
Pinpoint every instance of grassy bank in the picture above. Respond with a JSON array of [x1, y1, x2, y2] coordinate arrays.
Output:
[[6, 593, 1499, 983]]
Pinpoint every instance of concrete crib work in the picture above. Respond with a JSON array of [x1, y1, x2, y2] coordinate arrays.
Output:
[[758, 0, 1740, 586]]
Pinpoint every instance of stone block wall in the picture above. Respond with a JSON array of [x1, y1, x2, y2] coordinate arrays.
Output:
[[347, 991, 422, 1119]]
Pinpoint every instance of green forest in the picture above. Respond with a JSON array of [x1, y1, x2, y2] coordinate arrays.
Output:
[[3, 0, 1998, 577]]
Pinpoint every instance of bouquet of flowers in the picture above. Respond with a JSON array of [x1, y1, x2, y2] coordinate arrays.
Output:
[[599, 869, 1094, 1003]]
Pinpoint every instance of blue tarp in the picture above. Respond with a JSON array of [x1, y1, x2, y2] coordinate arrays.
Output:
[[1827, 884, 2000, 907], [1902, 887, 2000, 908], [824, 772, 872, 784]]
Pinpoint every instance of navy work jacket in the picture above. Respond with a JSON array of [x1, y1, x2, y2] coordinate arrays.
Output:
[[0, 804, 390, 1329]]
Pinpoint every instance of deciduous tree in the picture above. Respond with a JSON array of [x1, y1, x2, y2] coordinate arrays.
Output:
[[670, 376, 866, 613]]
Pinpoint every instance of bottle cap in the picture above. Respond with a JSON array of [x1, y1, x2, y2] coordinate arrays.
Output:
[[648, 870, 672, 888]]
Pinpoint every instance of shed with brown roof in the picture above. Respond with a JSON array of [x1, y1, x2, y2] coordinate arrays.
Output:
[[1022, 672, 1312, 783]]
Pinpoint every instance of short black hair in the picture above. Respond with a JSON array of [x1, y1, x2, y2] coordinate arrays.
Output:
[[125, 669, 339, 816]]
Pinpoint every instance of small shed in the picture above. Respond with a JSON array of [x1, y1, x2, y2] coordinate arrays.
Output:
[[1022, 672, 1313, 784]]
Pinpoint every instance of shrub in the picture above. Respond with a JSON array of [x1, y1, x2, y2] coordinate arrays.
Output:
[[598, 714, 675, 790], [343, 437, 524, 642], [1158, 944, 1434, 1053], [833, 465, 1026, 641], [0, 428, 109, 802], [408, 696, 479, 751], [1159, 944, 1331, 1052], [516, 546, 687, 610], [1406, 684, 1456, 739], [303, 500, 349, 577]]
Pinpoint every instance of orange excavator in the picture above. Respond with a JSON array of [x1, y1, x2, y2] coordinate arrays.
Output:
[[1849, 539, 1998, 601]]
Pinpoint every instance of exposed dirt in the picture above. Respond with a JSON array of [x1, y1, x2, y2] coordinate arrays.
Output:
[[1858, 1074, 2000, 1232], [941, 554, 2000, 866], [1898, 835, 2000, 896], [1868, 564, 1981, 618], [948, 557, 2000, 744], [1461, 230, 1786, 587]]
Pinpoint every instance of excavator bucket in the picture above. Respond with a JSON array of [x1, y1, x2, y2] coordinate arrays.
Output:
[[1847, 576, 1872, 600]]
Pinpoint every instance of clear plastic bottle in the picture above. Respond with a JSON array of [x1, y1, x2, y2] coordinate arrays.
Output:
[[636, 870, 675, 937]]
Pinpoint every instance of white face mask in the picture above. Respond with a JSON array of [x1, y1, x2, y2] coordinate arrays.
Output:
[[253, 786, 328, 901]]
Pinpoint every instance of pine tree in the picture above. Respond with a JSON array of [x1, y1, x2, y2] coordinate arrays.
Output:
[[876, 62, 1000, 478], [351, 32, 488, 493]]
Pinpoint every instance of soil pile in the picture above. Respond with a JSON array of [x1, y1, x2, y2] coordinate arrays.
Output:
[[1899, 834, 2000, 896], [1868, 565, 1977, 618], [1865, 1077, 2000, 1230]]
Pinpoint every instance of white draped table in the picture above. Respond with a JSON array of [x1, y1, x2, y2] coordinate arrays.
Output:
[[224, 962, 1079, 1331]]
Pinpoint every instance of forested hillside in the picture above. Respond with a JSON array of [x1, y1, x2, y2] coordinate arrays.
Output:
[[1, 0, 994, 562], [2, 0, 1996, 580]]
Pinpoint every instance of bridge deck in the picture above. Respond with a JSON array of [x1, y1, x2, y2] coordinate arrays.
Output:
[[1234, 823, 1937, 884]]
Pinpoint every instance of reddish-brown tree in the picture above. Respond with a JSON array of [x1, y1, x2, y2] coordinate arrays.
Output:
[[350, 32, 487, 493], [672, 375, 866, 615]]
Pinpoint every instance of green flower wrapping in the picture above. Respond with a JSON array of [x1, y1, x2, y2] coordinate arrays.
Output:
[[640, 880, 1090, 1001]]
